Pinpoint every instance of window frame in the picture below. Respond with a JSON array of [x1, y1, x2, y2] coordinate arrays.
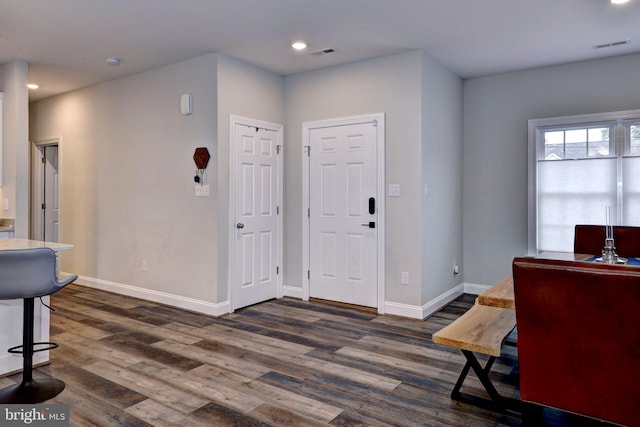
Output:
[[527, 109, 640, 255], [540, 124, 615, 160]]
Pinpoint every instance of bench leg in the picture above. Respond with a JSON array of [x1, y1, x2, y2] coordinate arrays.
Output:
[[451, 350, 514, 410]]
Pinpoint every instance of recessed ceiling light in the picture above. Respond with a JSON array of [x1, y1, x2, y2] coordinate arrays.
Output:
[[106, 56, 121, 66], [291, 41, 307, 51], [27, 83, 39, 90], [611, 0, 629, 4]]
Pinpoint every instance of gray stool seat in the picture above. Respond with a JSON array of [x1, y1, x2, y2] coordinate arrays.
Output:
[[0, 247, 77, 403]]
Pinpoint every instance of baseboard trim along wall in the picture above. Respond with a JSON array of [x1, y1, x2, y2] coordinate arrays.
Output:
[[383, 283, 490, 320], [65, 274, 491, 320], [70, 274, 230, 317], [283, 285, 304, 300], [463, 282, 491, 295]]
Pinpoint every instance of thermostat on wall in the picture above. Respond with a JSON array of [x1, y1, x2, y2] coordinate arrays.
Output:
[[181, 93, 192, 115]]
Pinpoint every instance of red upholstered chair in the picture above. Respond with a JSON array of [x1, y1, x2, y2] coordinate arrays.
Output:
[[512, 257, 640, 427], [574, 224, 640, 258]]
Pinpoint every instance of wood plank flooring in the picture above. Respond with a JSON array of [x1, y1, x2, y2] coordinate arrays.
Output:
[[0, 285, 616, 426]]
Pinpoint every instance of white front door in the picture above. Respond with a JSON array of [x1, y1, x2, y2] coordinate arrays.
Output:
[[232, 117, 283, 310], [308, 120, 380, 307]]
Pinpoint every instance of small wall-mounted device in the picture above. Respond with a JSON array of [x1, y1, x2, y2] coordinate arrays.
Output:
[[181, 93, 192, 116]]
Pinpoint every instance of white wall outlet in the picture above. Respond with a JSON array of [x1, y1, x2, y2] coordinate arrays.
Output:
[[3, 199, 8, 211], [401, 271, 410, 285], [388, 184, 400, 197], [195, 184, 210, 197], [453, 261, 459, 275], [141, 260, 148, 272]]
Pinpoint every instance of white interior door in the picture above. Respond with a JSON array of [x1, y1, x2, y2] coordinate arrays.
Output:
[[44, 145, 60, 242], [232, 119, 282, 310], [309, 121, 379, 307], [32, 143, 60, 242]]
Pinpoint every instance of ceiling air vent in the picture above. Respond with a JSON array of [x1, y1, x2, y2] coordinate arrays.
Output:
[[310, 48, 336, 56], [594, 39, 631, 50]]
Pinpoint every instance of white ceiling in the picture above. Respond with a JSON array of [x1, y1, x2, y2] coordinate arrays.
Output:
[[1, 0, 639, 101]]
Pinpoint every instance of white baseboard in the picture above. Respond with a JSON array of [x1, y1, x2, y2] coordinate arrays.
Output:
[[65, 275, 488, 321], [383, 301, 425, 319], [283, 285, 304, 300], [384, 283, 466, 320], [463, 282, 491, 295], [420, 283, 465, 319], [70, 274, 230, 317]]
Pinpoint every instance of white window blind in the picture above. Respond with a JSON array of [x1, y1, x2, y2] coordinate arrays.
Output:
[[528, 110, 640, 254], [538, 158, 616, 252], [623, 156, 640, 226]]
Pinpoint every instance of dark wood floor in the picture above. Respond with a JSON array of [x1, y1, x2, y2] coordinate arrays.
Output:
[[0, 285, 615, 426]]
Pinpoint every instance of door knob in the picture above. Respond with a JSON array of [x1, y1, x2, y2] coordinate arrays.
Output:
[[361, 222, 376, 229], [236, 223, 245, 229]]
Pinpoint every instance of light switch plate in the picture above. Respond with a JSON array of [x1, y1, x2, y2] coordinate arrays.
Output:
[[195, 184, 210, 197]]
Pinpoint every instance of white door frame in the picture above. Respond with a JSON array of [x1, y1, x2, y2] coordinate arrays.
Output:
[[30, 137, 63, 241], [28, 137, 62, 369], [228, 115, 284, 311], [302, 113, 386, 312]]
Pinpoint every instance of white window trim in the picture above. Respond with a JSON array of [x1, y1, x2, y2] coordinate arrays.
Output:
[[527, 109, 640, 255]]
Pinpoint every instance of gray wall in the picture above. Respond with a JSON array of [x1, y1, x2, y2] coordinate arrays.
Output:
[[21, 46, 640, 312], [216, 55, 284, 302], [421, 54, 463, 304], [1, 60, 29, 237], [29, 53, 283, 308], [463, 52, 640, 286], [30, 55, 220, 301], [283, 50, 463, 308], [28, 49, 464, 314]]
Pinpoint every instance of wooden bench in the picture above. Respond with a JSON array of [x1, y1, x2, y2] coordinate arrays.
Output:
[[477, 275, 514, 309], [432, 304, 517, 409]]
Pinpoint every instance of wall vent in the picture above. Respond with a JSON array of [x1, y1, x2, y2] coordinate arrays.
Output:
[[594, 39, 631, 49], [310, 47, 336, 56]]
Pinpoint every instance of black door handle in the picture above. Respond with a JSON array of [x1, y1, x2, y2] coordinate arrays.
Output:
[[361, 222, 376, 229]]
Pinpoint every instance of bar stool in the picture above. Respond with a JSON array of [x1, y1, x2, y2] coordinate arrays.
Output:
[[0, 247, 77, 403]]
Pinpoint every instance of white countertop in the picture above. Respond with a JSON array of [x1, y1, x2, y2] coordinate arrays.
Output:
[[0, 238, 74, 252]]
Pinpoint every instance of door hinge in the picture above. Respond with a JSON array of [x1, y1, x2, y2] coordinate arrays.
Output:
[[276, 266, 280, 275], [277, 145, 282, 154], [308, 270, 310, 280], [307, 208, 310, 218], [372, 119, 378, 128], [277, 206, 280, 215], [41, 203, 46, 210], [305, 145, 311, 156], [42, 157, 46, 164]]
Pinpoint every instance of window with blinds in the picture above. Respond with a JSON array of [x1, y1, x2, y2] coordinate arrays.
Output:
[[528, 110, 640, 253]]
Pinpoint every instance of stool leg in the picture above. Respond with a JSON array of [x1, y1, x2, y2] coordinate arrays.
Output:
[[22, 297, 35, 384], [0, 298, 65, 404]]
